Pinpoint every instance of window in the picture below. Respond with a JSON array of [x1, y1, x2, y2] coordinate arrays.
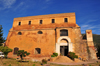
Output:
[[52, 19, 55, 23], [40, 20, 42, 24], [60, 29, 68, 36], [18, 32, 22, 35], [18, 22, 21, 26], [13, 47, 19, 54], [35, 48, 41, 54], [28, 21, 31, 25], [64, 18, 68, 22], [38, 31, 43, 34]]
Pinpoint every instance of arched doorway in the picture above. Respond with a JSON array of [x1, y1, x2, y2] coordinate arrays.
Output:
[[56, 36, 73, 56], [60, 39, 68, 56]]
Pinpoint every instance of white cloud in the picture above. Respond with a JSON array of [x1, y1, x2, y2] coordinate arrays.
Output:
[[0, 0, 16, 10], [81, 25, 88, 28], [80, 24, 100, 34], [81, 24, 96, 31], [88, 26, 96, 29], [3, 0, 16, 8], [14, 2, 24, 11], [86, 20, 97, 23], [39, 0, 52, 10], [81, 24, 96, 34]]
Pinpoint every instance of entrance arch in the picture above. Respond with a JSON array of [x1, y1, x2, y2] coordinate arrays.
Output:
[[56, 36, 73, 56], [57, 36, 71, 43], [60, 39, 68, 56]]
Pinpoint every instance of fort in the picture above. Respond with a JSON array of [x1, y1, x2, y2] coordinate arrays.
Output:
[[5, 12, 97, 60]]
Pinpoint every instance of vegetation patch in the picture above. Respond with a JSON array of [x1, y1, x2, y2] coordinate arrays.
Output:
[[0, 58, 100, 66], [68, 52, 78, 60], [42, 59, 47, 64], [51, 53, 58, 57], [0, 46, 12, 58], [17, 50, 30, 61]]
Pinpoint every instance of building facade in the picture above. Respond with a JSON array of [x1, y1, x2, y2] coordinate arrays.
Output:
[[6, 13, 97, 60]]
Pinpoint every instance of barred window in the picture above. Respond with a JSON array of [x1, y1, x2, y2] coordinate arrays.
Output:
[[60, 29, 68, 36]]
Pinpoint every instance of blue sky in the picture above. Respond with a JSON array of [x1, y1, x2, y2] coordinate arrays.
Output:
[[0, 0, 100, 38]]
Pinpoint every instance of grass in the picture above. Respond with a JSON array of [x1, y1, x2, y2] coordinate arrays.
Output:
[[0, 58, 100, 66], [0, 58, 66, 66]]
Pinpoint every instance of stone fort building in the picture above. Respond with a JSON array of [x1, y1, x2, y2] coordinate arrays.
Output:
[[6, 13, 97, 60]]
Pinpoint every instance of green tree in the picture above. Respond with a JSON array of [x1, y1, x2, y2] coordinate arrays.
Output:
[[0, 46, 12, 58], [0, 25, 5, 46], [17, 50, 30, 61]]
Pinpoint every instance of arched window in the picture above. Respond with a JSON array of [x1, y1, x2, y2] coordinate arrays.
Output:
[[60, 29, 68, 36], [38, 31, 43, 34], [13, 47, 19, 54], [35, 48, 41, 54], [18, 32, 22, 35]]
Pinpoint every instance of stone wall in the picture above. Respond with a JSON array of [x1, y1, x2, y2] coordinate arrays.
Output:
[[6, 29, 56, 57], [73, 27, 89, 60], [5, 13, 97, 60]]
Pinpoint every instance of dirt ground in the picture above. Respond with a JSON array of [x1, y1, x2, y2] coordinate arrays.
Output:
[[53, 56, 74, 63], [0, 58, 100, 66]]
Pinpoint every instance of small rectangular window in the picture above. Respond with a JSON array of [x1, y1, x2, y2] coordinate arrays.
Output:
[[18, 22, 21, 26], [29, 21, 31, 25], [64, 18, 68, 22], [52, 19, 55, 23], [35, 48, 41, 54], [14, 47, 19, 54], [40, 20, 42, 24]]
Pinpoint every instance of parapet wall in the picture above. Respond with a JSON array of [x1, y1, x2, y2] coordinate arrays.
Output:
[[12, 13, 77, 28]]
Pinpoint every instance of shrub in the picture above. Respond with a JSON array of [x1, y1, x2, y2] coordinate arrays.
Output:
[[42, 59, 47, 64], [51, 55, 56, 57], [68, 52, 78, 60], [53, 53, 58, 57], [89, 65, 92, 66], [51, 53, 58, 57], [33, 64, 35, 66], [8, 64, 11, 66], [3, 63, 6, 65]]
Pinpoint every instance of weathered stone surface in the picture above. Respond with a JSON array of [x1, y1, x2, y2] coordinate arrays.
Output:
[[5, 13, 97, 60]]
